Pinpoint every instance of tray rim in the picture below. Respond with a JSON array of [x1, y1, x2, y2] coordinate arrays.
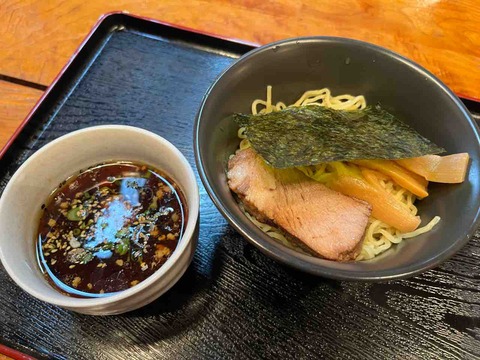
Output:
[[0, 343, 36, 360], [0, 11, 259, 160]]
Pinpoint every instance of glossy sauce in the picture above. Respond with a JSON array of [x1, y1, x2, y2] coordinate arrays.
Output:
[[36, 161, 186, 297]]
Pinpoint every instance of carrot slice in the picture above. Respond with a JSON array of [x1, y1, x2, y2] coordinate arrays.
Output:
[[352, 160, 429, 198], [396, 153, 469, 183], [329, 175, 421, 232]]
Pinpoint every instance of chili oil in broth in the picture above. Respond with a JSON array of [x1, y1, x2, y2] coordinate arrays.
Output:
[[36, 161, 186, 297]]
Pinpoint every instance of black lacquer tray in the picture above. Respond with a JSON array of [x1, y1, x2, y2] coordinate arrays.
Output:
[[1, 12, 480, 360]]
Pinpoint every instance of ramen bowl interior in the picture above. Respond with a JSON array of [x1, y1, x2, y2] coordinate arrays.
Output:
[[194, 37, 480, 280], [0, 125, 199, 314]]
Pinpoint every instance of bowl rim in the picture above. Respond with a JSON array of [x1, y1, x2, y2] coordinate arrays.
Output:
[[0, 125, 200, 307], [194, 36, 480, 281]]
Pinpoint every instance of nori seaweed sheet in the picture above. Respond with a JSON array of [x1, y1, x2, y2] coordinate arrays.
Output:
[[234, 106, 445, 168]]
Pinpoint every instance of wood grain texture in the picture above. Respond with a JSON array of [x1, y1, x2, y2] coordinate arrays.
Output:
[[0, 81, 42, 149], [0, 0, 479, 100], [0, 28, 479, 359]]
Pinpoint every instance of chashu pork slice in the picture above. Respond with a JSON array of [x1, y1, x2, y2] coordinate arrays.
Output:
[[227, 148, 372, 261]]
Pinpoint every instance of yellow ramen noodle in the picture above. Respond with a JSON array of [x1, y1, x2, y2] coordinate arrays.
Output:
[[237, 86, 440, 260]]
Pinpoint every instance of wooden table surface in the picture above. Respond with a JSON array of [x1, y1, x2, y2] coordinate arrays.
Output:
[[0, 0, 479, 150]]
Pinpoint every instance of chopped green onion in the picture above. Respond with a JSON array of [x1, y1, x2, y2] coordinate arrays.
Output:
[[115, 238, 130, 256], [103, 242, 114, 250], [67, 207, 87, 221], [80, 252, 94, 264], [115, 228, 128, 239]]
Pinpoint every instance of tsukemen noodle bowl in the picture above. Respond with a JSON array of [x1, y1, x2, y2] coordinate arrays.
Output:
[[194, 37, 480, 280]]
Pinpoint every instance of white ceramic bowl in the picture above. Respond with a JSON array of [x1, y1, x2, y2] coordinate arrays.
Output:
[[0, 125, 199, 315]]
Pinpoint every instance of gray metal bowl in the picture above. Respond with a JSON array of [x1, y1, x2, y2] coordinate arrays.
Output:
[[194, 37, 480, 281]]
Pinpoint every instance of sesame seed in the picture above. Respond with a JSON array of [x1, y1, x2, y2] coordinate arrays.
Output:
[[72, 277, 81, 288]]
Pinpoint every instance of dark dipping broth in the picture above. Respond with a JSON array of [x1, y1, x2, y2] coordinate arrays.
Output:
[[36, 161, 186, 298]]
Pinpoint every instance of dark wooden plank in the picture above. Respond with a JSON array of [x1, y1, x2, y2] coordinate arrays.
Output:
[[1, 28, 480, 360]]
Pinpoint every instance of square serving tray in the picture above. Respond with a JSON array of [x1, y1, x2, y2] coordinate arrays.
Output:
[[1, 12, 480, 360]]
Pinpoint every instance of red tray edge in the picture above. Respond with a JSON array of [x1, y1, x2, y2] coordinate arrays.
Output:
[[0, 344, 37, 360]]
